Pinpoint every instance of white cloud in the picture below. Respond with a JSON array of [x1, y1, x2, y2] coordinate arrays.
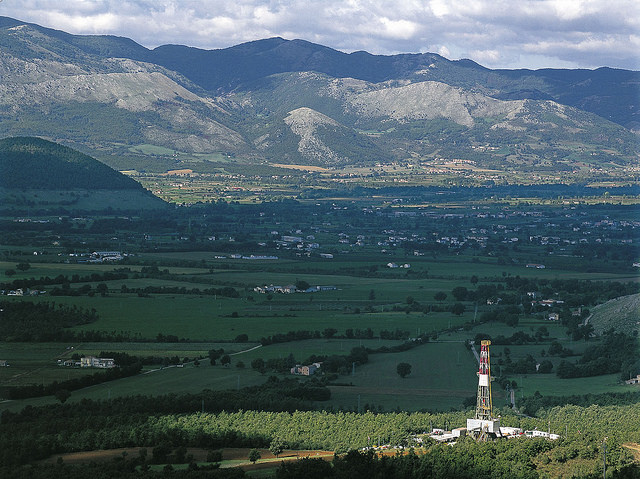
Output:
[[45, 11, 120, 33], [429, 0, 451, 18], [469, 49, 502, 64], [379, 18, 419, 40], [0, 0, 636, 69], [438, 45, 451, 58]]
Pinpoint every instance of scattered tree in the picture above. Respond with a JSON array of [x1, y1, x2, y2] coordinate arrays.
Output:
[[295, 279, 310, 291], [174, 446, 187, 463], [452, 286, 469, 301], [538, 360, 554, 374], [54, 389, 71, 403], [322, 328, 338, 339], [251, 358, 265, 371], [396, 362, 412, 378], [207, 450, 222, 462], [269, 437, 286, 458], [249, 449, 261, 464], [209, 348, 223, 365], [434, 291, 447, 302]]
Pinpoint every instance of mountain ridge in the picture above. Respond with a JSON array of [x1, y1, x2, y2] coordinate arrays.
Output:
[[0, 16, 637, 175], [1, 16, 636, 128]]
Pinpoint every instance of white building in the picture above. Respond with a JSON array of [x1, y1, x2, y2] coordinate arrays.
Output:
[[80, 356, 116, 368]]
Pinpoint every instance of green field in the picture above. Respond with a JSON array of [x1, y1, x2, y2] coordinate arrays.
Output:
[[2, 198, 639, 416], [3, 255, 638, 413], [0, 339, 480, 413], [327, 341, 478, 412], [0, 362, 267, 413], [508, 372, 629, 399], [0, 343, 96, 387]]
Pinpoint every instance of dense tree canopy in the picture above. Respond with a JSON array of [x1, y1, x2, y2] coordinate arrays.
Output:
[[0, 137, 144, 190]]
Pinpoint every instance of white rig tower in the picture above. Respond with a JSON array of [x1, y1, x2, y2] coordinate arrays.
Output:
[[467, 340, 501, 439]]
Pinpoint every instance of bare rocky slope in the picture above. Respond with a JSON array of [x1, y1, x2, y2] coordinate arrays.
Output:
[[589, 294, 640, 336], [0, 16, 636, 171]]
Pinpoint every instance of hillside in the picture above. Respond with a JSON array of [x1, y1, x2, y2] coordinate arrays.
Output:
[[0, 137, 145, 190], [589, 293, 640, 336], [232, 71, 638, 169], [0, 16, 637, 177], [0, 137, 166, 211], [149, 38, 640, 131]]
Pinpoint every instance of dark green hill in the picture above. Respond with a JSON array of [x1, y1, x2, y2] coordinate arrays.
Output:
[[0, 137, 144, 190]]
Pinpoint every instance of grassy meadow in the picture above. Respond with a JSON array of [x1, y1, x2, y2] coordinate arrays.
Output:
[[2, 216, 639, 414]]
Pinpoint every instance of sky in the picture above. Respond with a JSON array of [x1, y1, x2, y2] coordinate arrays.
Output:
[[1, 0, 638, 70]]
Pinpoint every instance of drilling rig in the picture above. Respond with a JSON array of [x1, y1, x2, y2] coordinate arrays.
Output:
[[466, 340, 501, 440]]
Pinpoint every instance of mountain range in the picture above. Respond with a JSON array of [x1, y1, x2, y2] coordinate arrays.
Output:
[[0, 16, 637, 175]]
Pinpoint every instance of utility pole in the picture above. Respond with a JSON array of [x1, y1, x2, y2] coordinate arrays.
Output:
[[603, 437, 607, 479]]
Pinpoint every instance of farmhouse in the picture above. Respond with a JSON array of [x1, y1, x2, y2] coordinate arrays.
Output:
[[281, 235, 303, 243], [282, 284, 297, 294], [533, 299, 565, 307], [626, 374, 640, 385], [255, 284, 336, 294], [291, 362, 321, 376], [241, 255, 278, 260], [80, 356, 116, 368], [58, 359, 80, 367], [91, 251, 123, 262], [317, 285, 337, 291], [525, 430, 561, 440]]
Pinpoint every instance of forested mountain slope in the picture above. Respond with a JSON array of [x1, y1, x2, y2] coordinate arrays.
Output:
[[0, 137, 144, 190]]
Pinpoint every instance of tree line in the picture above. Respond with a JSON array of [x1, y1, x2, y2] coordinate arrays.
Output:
[[1, 363, 142, 400], [3, 398, 640, 475], [0, 301, 98, 341]]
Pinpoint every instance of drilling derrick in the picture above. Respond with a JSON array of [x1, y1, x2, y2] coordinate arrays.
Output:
[[467, 340, 501, 439], [476, 340, 493, 420]]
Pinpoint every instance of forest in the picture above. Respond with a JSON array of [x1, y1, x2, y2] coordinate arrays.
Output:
[[2, 394, 640, 478]]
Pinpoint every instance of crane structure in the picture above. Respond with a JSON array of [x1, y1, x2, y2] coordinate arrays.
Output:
[[467, 340, 501, 439]]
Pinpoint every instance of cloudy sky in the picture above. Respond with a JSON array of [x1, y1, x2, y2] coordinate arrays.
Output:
[[2, 0, 638, 70]]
